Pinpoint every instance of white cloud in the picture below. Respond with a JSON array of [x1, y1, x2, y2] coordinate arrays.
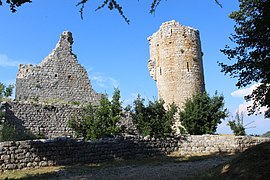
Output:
[[91, 75, 107, 88], [0, 54, 24, 67], [231, 83, 260, 98], [90, 72, 119, 89], [231, 88, 251, 98], [231, 83, 260, 97], [237, 101, 252, 115], [225, 83, 269, 135], [231, 83, 266, 115]]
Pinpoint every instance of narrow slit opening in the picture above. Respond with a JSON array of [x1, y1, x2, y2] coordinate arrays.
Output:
[[187, 62, 190, 72]]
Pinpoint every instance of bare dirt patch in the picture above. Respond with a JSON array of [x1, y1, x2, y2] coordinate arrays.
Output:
[[0, 154, 235, 180]]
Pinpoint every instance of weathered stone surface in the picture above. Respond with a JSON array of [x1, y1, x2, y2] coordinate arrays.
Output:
[[16, 31, 101, 105], [4, 101, 84, 138], [148, 20, 205, 109], [2, 101, 137, 138], [0, 135, 268, 172]]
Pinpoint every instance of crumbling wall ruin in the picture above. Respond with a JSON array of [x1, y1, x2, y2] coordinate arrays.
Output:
[[16, 31, 100, 105]]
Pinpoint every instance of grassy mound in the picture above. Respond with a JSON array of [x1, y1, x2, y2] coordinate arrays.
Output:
[[201, 141, 270, 179]]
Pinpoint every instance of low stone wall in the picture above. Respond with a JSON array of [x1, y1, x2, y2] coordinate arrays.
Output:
[[3, 101, 83, 138], [0, 135, 269, 172], [178, 135, 269, 155], [0, 136, 178, 172]]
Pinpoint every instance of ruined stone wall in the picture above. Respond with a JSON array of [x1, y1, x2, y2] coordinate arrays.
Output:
[[4, 101, 83, 138], [0, 135, 269, 172], [1, 101, 136, 138], [16, 31, 100, 105], [148, 20, 205, 109]]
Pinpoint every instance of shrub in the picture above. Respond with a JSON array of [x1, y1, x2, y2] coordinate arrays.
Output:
[[0, 82, 14, 101], [130, 95, 178, 138], [69, 88, 122, 140], [179, 91, 228, 135], [0, 122, 36, 142], [228, 111, 246, 136]]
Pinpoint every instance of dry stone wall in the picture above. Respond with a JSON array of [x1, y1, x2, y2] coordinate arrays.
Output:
[[0, 136, 179, 172], [2, 101, 136, 138], [0, 135, 269, 172], [178, 134, 269, 155], [4, 101, 83, 138], [148, 20, 205, 109], [16, 31, 101, 105]]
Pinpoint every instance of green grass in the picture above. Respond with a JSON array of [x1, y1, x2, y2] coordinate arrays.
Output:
[[0, 166, 62, 179]]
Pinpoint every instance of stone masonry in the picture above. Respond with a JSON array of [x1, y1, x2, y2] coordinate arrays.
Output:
[[148, 20, 205, 109], [0, 135, 269, 172], [16, 31, 100, 105], [4, 101, 83, 138], [1, 101, 136, 138]]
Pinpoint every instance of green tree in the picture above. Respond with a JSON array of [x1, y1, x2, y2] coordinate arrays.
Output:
[[179, 92, 228, 135], [131, 95, 148, 135], [69, 88, 122, 140], [219, 0, 270, 118], [110, 87, 122, 133], [130, 95, 178, 137], [0, 82, 14, 101], [228, 111, 246, 136]]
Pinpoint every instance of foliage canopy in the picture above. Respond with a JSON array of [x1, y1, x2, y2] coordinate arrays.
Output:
[[69, 88, 122, 140], [130, 95, 178, 137], [219, 0, 270, 118], [179, 92, 228, 135], [0, 82, 14, 101]]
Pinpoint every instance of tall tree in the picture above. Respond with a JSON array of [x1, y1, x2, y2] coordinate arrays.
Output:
[[219, 0, 270, 118]]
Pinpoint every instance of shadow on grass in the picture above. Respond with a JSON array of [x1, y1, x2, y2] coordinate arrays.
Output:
[[1, 152, 236, 180], [197, 141, 270, 180]]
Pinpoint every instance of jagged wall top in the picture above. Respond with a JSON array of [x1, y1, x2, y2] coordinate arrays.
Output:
[[40, 31, 76, 66], [16, 31, 101, 105]]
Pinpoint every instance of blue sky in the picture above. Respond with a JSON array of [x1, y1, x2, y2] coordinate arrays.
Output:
[[0, 0, 269, 135]]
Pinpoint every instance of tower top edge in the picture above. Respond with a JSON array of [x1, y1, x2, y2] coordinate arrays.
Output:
[[147, 20, 199, 41]]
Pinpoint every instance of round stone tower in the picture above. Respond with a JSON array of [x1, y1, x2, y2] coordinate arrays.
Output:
[[148, 20, 205, 109]]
